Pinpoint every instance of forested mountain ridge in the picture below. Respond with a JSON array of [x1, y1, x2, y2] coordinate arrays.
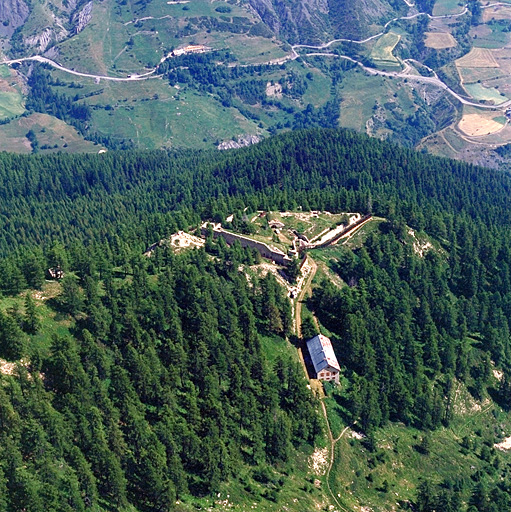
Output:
[[1, 128, 511, 510], [0, 127, 510, 256]]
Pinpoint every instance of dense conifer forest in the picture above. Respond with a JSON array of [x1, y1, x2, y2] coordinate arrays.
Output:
[[1, 128, 511, 510]]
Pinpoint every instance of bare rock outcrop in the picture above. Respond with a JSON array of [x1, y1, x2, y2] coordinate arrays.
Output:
[[72, 1, 93, 34], [218, 134, 261, 150], [247, 0, 397, 44], [24, 27, 54, 53], [0, 0, 29, 37]]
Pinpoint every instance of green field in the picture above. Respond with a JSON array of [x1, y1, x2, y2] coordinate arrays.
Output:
[[0, 91, 25, 120], [338, 71, 409, 132], [433, 0, 465, 16], [464, 82, 508, 103], [90, 85, 261, 149], [300, 68, 332, 108], [0, 65, 11, 78], [472, 26, 510, 49], [0, 113, 99, 153], [457, 66, 504, 84], [53, 0, 279, 74], [143, 0, 253, 20]]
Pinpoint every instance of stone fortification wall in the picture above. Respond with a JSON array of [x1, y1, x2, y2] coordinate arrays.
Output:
[[202, 225, 291, 265], [312, 214, 373, 248]]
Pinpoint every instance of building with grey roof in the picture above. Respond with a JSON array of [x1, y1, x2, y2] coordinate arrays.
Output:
[[306, 334, 340, 384]]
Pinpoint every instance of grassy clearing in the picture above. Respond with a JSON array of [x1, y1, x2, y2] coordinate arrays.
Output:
[[471, 24, 511, 49], [19, 1, 54, 39], [482, 4, 511, 22], [433, 0, 465, 16], [91, 85, 261, 149], [260, 334, 300, 365], [342, 218, 385, 250], [0, 281, 73, 357], [464, 82, 508, 103], [174, 449, 327, 512], [338, 71, 409, 132], [224, 35, 287, 65], [326, 382, 511, 511], [300, 68, 332, 108], [323, 393, 350, 440], [443, 127, 470, 151], [0, 65, 11, 78], [143, 0, 252, 20], [421, 132, 460, 158], [457, 66, 504, 83], [0, 113, 99, 153], [56, 1, 134, 75], [0, 91, 24, 120]]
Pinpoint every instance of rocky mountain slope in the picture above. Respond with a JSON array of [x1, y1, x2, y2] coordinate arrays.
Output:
[[247, 0, 399, 43], [0, 0, 29, 38]]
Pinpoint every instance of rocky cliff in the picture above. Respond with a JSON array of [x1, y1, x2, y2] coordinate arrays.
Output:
[[248, 0, 399, 44], [0, 0, 29, 37], [247, 0, 330, 44]]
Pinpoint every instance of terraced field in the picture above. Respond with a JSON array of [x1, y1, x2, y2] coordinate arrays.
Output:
[[370, 32, 401, 66]]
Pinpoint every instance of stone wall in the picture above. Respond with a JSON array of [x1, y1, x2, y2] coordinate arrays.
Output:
[[202, 225, 292, 265]]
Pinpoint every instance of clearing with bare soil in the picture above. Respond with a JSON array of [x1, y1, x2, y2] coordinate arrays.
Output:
[[424, 32, 457, 49], [456, 47, 500, 68], [458, 113, 505, 136]]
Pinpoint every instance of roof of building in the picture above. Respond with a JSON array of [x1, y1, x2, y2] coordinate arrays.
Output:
[[306, 334, 340, 373]]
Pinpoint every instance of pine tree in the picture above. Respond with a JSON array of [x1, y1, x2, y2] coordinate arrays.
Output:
[[0, 311, 25, 361], [23, 293, 40, 335]]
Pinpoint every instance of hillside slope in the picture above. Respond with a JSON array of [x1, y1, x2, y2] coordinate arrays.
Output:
[[1, 128, 511, 511], [3, 0, 511, 166]]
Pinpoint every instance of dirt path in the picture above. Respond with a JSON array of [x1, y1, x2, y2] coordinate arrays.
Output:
[[330, 216, 374, 246], [320, 400, 353, 512], [440, 130, 459, 155], [294, 256, 352, 511], [3, 3, 506, 118], [300, 52, 510, 111], [295, 256, 317, 338], [291, 8, 468, 51]]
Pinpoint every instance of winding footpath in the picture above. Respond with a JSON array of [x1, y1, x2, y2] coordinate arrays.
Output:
[[320, 401, 354, 512], [292, 7, 468, 51]]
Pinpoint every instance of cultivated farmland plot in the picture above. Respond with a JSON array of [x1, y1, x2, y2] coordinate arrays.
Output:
[[370, 32, 401, 66], [424, 32, 457, 49]]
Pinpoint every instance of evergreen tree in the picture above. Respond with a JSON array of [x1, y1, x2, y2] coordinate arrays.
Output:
[[23, 293, 40, 335]]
